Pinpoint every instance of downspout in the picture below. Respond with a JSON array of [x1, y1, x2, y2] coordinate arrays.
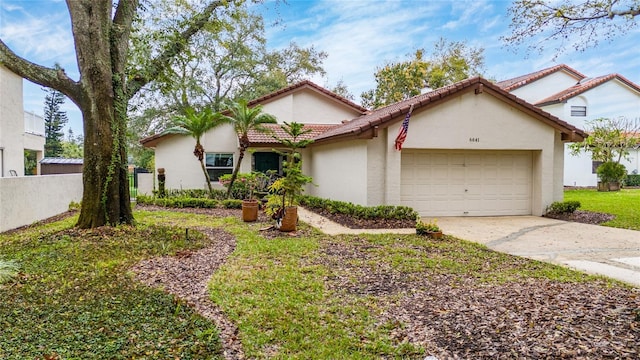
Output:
[[0, 147, 4, 177]]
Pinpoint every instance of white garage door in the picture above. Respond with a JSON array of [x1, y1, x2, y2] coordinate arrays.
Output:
[[401, 150, 532, 216]]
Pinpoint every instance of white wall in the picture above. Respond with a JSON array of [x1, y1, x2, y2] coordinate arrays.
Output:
[[154, 124, 238, 190], [510, 71, 582, 104], [137, 173, 155, 196], [0, 66, 25, 177], [308, 140, 369, 205], [541, 78, 640, 186], [0, 174, 83, 232], [261, 88, 362, 125]]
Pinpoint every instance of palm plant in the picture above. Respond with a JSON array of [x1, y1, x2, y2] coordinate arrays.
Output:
[[164, 107, 226, 195], [220, 99, 277, 198]]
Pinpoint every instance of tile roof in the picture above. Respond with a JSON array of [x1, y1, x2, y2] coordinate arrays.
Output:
[[535, 74, 640, 106], [496, 64, 586, 92], [315, 77, 587, 143], [39, 158, 84, 165], [247, 123, 340, 146], [247, 80, 369, 114]]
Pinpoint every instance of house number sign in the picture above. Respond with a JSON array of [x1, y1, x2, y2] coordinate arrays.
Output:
[[469, 137, 480, 142]]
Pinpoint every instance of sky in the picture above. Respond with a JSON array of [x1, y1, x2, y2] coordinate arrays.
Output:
[[1, 0, 639, 136]]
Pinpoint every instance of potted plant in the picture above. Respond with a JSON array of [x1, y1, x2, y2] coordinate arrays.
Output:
[[266, 122, 313, 232], [416, 218, 443, 239], [220, 172, 264, 222], [596, 161, 627, 191]]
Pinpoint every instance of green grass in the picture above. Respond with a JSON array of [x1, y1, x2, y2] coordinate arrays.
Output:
[[0, 209, 625, 359], [564, 188, 640, 230], [0, 213, 223, 359]]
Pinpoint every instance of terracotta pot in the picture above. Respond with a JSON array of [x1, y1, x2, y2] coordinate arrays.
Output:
[[278, 206, 298, 232], [242, 199, 259, 222], [428, 231, 443, 239]]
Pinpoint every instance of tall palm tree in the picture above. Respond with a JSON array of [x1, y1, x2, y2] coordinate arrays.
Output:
[[164, 107, 226, 195], [221, 99, 277, 198]]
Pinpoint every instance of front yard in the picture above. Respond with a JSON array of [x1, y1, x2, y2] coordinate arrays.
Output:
[[1, 206, 638, 358], [564, 188, 640, 230]]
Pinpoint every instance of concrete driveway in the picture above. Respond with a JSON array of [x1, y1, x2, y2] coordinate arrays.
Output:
[[436, 216, 640, 287]]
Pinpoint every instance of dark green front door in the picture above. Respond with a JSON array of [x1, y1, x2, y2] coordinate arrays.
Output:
[[254, 152, 280, 174]]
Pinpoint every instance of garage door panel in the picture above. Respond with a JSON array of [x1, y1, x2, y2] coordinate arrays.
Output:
[[401, 150, 532, 216]]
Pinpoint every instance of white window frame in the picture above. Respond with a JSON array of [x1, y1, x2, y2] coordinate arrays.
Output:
[[205, 153, 234, 181]]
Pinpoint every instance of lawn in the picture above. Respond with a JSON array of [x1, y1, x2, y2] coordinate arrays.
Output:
[[1, 208, 638, 358], [564, 188, 640, 230]]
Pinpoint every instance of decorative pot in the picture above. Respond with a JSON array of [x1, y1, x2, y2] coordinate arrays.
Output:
[[417, 229, 443, 239], [278, 206, 298, 232], [242, 199, 259, 222], [597, 181, 609, 192], [608, 181, 621, 191]]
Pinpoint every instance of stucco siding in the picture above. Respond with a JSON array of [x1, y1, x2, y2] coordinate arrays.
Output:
[[155, 124, 239, 190], [540, 78, 640, 186], [0, 174, 83, 232], [510, 71, 582, 104], [0, 66, 25, 177], [387, 91, 559, 216], [398, 91, 555, 150], [366, 135, 387, 206], [309, 140, 368, 205], [261, 89, 361, 125]]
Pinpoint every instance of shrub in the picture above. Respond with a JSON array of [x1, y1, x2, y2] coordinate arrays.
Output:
[[596, 161, 627, 183], [222, 199, 243, 209], [136, 195, 219, 209], [299, 195, 418, 221], [547, 200, 581, 215], [625, 174, 640, 187]]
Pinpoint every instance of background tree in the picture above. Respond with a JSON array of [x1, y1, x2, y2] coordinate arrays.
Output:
[[569, 117, 640, 164], [220, 99, 276, 198], [43, 88, 68, 157], [127, 6, 326, 149], [504, 0, 640, 54], [361, 38, 484, 109], [61, 128, 84, 158], [163, 108, 226, 195], [0, 0, 240, 228]]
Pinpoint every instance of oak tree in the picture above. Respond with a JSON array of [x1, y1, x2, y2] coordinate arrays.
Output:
[[504, 0, 639, 54], [0, 0, 241, 228]]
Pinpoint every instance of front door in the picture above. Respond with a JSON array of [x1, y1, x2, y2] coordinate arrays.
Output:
[[254, 152, 281, 174]]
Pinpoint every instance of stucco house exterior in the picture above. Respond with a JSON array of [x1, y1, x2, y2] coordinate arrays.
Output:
[[142, 77, 585, 216], [497, 64, 640, 187], [0, 65, 45, 176]]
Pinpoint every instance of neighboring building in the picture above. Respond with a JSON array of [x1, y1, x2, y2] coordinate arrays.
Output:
[[0, 65, 45, 177], [142, 78, 585, 217], [40, 158, 83, 175], [497, 64, 640, 186]]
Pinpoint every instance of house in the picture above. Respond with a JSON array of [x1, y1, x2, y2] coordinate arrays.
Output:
[[497, 64, 640, 186], [0, 65, 45, 176], [141, 77, 585, 216]]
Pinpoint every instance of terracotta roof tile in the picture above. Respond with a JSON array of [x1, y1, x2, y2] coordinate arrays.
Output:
[[535, 74, 640, 106], [315, 77, 587, 143], [248, 123, 339, 146], [496, 64, 586, 91]]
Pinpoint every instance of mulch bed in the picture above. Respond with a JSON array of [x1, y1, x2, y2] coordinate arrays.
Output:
[[9, 205, 637, 358], [301, 207, 416, 229], [544, 210, 616, 225]]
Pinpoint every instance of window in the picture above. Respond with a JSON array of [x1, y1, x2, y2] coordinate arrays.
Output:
[[592, 160, 603, 174], [205, 153, 233, 181], [571, 105, 587, 117]]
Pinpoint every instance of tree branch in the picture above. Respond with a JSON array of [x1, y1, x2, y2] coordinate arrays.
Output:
[[111, 0, 139, 75], [0, 39, 83, 106], [126, 0, 228, 98]]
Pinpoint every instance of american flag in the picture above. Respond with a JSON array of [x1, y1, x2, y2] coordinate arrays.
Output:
[[394, 105, 413, 151]]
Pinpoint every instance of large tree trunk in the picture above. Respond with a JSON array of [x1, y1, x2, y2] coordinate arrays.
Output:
[[69, 0, 134, 227]]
